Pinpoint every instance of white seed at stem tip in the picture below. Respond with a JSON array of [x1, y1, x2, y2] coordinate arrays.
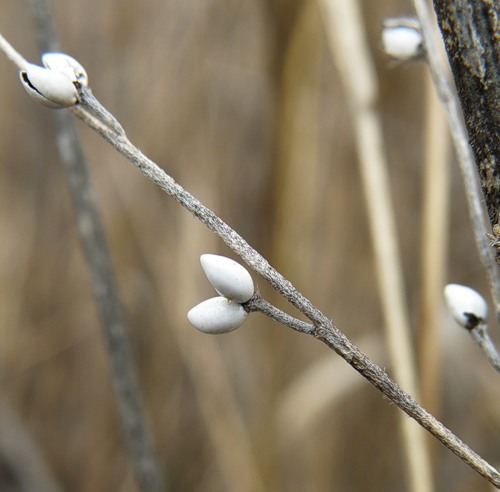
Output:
[[444, 283, 488, 329], [42, 52, 88, 87], [20, 63, 79, 109], [200, 254, 254, 303], [187, 296, 248, 335], [382, 17, 423, 62]]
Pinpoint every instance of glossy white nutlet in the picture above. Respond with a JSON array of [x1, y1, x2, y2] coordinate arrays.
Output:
[[200, 254, 254, 303], [382, 18, 423, 61], [42, 52, 88, 87], [20, 63, 79, 109], [187, 296, 248, 335], [444, 283, 488, 330]]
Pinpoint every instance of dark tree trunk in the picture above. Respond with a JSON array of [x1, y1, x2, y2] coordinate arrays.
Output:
[[433, 0, 500, 250]]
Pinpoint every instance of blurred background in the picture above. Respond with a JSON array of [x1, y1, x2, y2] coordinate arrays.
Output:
[[0, 0, 499, 491]]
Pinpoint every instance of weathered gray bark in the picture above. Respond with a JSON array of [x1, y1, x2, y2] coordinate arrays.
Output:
[[433, 0, 500, 252]]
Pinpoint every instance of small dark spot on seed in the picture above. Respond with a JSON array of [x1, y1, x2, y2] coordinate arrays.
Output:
[[463, 312, 481, 330]]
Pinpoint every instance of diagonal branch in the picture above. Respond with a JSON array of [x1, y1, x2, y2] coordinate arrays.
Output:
[[70, 100, 500, 488], [1, 31, 499, 488]]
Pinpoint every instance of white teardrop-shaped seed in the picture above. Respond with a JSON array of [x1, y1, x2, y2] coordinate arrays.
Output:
[[42, 52, 88, 87], [20, 64, 78, 108], [444, 283, 488, 330], [187, 296, 248, 335], [382, 19, 423, 61], [200, 254, 254, 303]]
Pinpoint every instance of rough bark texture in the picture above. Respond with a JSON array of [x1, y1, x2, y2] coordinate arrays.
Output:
[[433, 0, 500, 247]]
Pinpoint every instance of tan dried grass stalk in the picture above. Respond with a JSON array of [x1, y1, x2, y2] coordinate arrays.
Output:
[[418, 70, 450, 417], [316, 0, 433, 490]]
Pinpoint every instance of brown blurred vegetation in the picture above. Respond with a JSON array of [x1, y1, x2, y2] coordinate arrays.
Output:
[[0, 0, 499, 491]]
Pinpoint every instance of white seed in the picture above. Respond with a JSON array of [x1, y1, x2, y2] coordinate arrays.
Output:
[[200, 254, 254, 303], [444, 283, 488, 330], [20, 64, 79, 108], [382, 18, 423, 61], [42, 52, 88, 87], [187, 296, 248, 335]]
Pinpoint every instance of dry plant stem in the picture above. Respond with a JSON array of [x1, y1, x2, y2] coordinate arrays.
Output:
[[0, 396, 62, 492], [317, 1, 432, 490], [69, 102, 500, 488], [411, 0, 500, 322], [244, 294, 314, 334], [81, 89, 126, 136], [1, 34, 499, 489], [0, 33, 28, 70], [55, 91, 165, 492], [468, 324, 500, 373], [25, 3, 165, 491], [419, 71, 450, 416], [272, 0, 321, 285]]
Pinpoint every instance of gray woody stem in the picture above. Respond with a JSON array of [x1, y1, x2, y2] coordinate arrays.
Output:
[[53, 100, 165, 492], [432, 0, 500, 248], [468, 323, 500, 373], [244, 294, 314, 334], [27, 2, 165, 491], [70, 101, 500, 488], [411, 0, 500, 323]]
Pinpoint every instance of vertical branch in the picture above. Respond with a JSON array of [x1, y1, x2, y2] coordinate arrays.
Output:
[[411, 0, 500, 323], [27, 1, 165, 491], [0, 396, 62, 492], [432, 0, 500, 245]]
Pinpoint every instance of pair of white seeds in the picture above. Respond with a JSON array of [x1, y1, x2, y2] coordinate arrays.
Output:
[[187, 255, 487, 335], [187, 255, 255, 335], [20, 52, 87, 109]]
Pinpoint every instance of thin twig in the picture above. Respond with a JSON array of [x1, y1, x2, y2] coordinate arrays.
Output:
[[468, 324, 500, 373], [244, 294, 314, 334], [1, 33, 500, 488], [411, 0, 500, 323], [80, 88, 126, 136], [0, 33, 28, 69], [25, 2, 166, 491]]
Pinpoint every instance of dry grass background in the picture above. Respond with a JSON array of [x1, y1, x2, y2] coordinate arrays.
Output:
[[0, 0, 499, 491]]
